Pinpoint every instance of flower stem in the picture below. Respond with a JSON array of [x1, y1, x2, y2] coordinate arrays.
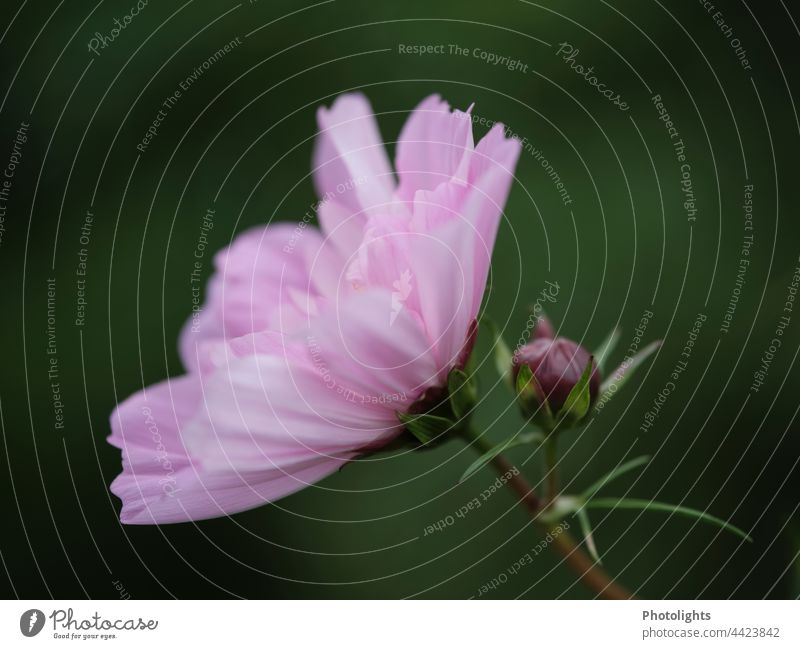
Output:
[[544, 434, 559, 507], [462, 430, 634, 600]]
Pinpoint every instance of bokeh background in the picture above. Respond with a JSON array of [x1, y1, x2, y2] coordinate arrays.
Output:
[[1, 0, 798, 599]]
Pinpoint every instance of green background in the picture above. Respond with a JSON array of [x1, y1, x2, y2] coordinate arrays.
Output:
[[1, 0, 798, 599]]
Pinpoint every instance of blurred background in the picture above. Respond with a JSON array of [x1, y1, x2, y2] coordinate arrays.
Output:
[[1, 0, 798, 599]]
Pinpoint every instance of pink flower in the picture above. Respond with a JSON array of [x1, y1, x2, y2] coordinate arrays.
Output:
[[108, 94, 520, 524]]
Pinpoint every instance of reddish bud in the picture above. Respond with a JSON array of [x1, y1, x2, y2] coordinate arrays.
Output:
[[512, 337, 600, 413]]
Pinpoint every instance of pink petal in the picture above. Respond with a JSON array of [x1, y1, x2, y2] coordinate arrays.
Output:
[[179, 223, 342, 371], [344, 123, 520, 373], [403, 219, 477, 373], [344, 217, 473, 374], [176, 312, 425, 477], [316, 198, 365, 263], [461, 122, 522, 286], [410, 121, 521, 310], [183, 355, 399, 474], [111, 453, 346, 525], [309, 289, 441, 401], [108, 364, 353, 524], [468, 121, 521, 184], [395, 95, 474, 202], [312, 93, 395, 218]]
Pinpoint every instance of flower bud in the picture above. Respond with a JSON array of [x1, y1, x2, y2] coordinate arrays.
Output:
[[533, 315, 555, 340], [512, 335, 600, 417]]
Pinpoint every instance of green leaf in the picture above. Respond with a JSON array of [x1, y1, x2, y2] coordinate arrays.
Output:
[[581, 456, 650, 500], [459, 431, 544, 483], [397, 411, 455, 446], [594, 326, 622, 373], [448, 368, 477, 420], [557, 356, 595, 422], [600, 340, 661, 396], [576, 508, 602, 564], [585, 498, 753, 542], [482, 316, 514, 390]]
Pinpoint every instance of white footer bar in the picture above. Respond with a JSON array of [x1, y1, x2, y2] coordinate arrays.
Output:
[[1, 600, 796, 647]]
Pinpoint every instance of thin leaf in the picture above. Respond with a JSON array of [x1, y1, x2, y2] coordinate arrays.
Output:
[[600, 340, 661, 396], [397, 412, 455, 446], [576, 508, 602, 564], [595, 326, 622, 373], [558, 356, 595, 421], [585, 498, 753, 542], [459, 431, 544, 483], [581, 456, 651, 500]]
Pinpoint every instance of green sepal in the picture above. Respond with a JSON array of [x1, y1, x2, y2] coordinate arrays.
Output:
[[516, 364, 555, 428], [448, 368, 477, 420], [396, 411, 455, 447], [556, 356, 595, 424], [516, 363, 535, 399]]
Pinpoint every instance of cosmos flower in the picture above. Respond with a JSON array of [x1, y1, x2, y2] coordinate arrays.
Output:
[[108, 94, 520, 524]]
